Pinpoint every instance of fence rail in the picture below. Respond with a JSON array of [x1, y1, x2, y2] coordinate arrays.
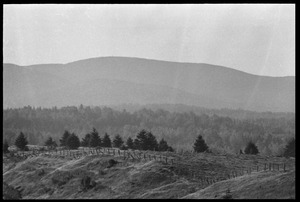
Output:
[[5, 147, 292, 186]]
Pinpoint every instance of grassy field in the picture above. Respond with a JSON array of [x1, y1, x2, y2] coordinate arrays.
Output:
[[3, 150, 295, 199]]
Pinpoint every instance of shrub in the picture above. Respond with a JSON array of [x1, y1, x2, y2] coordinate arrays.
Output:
[[80, 176, 96, 191], [244, 141, 259, 155], [107, 159, 118, 168]]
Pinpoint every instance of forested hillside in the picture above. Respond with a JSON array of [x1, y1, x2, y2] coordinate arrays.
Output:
[[3, 105, 294, 155]]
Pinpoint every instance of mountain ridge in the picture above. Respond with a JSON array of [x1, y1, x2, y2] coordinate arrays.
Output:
[[6, 56, 293, 78], [3, 56, 295, 112]]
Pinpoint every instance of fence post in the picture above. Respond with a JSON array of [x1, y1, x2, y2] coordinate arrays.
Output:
[[165, 157, 168, 164], [269, 163, 271, 171], [257, 165, 259, 172], [283, 163, 286, 172]]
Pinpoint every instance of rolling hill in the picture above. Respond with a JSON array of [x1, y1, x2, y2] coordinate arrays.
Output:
[[3, 57, 295, 112], [3, 149, 295, 199]]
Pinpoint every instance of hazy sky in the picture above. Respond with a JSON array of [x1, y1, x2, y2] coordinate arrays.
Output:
[[4, 4, 295, 76]]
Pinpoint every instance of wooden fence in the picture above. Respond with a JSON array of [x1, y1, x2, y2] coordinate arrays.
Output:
[[7, 147, 291, 186]]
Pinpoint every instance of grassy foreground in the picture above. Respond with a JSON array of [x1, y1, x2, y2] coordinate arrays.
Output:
[[3, 151, 295, 199]]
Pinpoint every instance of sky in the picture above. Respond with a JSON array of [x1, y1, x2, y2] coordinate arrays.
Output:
[[3, 4, 295, 77]]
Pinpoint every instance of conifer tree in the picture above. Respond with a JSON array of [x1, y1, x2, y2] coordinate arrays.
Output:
[[89, 128, 102, 147], [145, 132, 158, 151], [135, 129, 147, 150], [81, 133, 91, 147], [102, 133, 112, 147], [15, 132, 28, 151], [133, 138, 140, 150], [193, 135, 209, 153], [126, 137, 134, 149], [67, 133, 80, 149], [158, 138, 169, 151], [60, 130, 71, 147], [44, 137, 57, 149], [113, 134, 124, 148]]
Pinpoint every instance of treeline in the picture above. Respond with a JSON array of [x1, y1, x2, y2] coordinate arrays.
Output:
[[4, 128, 173, 153], [4, 129, 295, 158], [3, 105, 295, 155]]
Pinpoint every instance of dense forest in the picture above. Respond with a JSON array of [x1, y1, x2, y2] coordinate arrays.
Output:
[[3, 105, 295, 156]]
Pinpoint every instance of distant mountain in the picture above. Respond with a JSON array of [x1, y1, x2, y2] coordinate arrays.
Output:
[[3, 57, 295, 112]]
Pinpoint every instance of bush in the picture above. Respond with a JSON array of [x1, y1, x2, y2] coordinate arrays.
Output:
[[37, 169, 45, 176], [244, 141, 259, 155], [80, 176, 96, 191], [107, 159, 118, 168]]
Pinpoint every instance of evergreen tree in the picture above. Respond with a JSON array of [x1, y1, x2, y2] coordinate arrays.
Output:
[[134, 129, 147, 150], [60, 130, 71, 147], [3, 139, 9, 153], [126, 137, 134, 149], [15, 132, 28, 151], [134, 130, 158, 151], [90, 128, 102, 147], [145, 132, 158, 151], [44, 137, 57, 149], [193, 135, 209, 153], [113, 134, 124, 148], [133, 138, 140, 150], [283, 138, 295, 158], [67, 133, 80, 149], [158, 138, 169, 151], [81, 133, 91, 147], [244, 141, 259, 155], [102, 133, 112, 147]]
